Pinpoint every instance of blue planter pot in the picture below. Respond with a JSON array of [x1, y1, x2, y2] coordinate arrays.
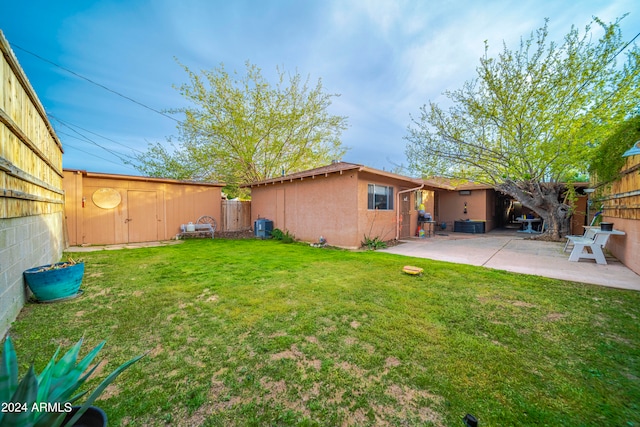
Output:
[[23, 262, 84, 302]]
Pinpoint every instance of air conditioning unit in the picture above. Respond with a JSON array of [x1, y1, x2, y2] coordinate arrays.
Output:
[[254, 219, 273, 239]]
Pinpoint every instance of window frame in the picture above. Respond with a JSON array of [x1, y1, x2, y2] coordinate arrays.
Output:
[[367, 184, 394, 210]]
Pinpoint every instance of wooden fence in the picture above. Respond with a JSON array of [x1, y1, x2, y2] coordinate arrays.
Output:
[[1, 30, 65, 337], [0, 31, 64, 218], [221, 200, 251, 231], [601, 154, 640, 220]]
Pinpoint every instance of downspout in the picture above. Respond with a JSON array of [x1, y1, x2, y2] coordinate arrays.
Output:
[[396, 184, 424, 241]]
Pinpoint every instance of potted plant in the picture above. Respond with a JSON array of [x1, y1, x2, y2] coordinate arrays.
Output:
[[0, 336, 143, 427], [23, 258, 85, 302]]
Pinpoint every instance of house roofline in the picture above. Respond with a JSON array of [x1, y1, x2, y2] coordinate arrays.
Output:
[[63, 169, 225, 187], [241, 162, 423, 188]]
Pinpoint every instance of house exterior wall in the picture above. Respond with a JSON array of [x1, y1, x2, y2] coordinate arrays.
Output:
[[63, 170, 223, 246], [251, 172, 360, 248], [437, 189, 493, 231], [1, 32, 64, 337], [249, 168, 422, 248], [603, 216, 639, 275], [357, 171, 418, 244]]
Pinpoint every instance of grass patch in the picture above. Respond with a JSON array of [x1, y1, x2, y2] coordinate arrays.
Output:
[[7, 239, 640, 426]]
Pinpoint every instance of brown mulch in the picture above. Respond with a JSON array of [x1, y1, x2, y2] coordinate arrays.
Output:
[[215, 230, 255, 239]]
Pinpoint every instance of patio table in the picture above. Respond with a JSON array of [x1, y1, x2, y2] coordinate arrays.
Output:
[[517, 218, 541, 233]]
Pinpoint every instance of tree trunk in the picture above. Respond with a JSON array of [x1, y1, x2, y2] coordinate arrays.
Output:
[[495, 180, 571, 240]]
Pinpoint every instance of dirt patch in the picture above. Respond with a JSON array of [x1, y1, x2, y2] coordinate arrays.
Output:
[[384, 384, 444, 426], [344, 336, 358, 345], [99, 383, 120, 400], [304, 359, 322, 371], [149, 344, 164, 357], [270, 344, 303, 361], [350, 320, 361, 329], [305, 336, 319, 344], [343, 408, 369, 426], [512, 300, 536, 308], [260, 377, 287, 395], [384, 357, 401, 368], [545, 312, 566, 321], [337, 361, 367, 377], [268, 331, 288, 338], [215, 230, 255, 239]]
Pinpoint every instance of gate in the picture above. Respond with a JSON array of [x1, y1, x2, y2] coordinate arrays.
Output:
[[221, 200, 251, 231]]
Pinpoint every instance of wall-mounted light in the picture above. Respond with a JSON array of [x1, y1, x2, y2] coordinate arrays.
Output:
[[464, 202, 468, 214]]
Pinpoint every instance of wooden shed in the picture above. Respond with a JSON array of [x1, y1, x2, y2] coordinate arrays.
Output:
[[1, 31, 65, 337], [64, 170, 225, 246]]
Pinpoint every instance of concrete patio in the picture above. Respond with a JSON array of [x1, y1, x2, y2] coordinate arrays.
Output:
[[381, 229, 640, 291]]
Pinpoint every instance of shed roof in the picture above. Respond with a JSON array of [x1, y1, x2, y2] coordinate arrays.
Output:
[[64, 169, 225, 187], [242, 162, 423, 187]]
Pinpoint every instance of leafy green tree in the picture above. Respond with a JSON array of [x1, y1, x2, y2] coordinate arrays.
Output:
[[405, 17, 640, 238], [589, 115, 640, 184], [134, 61, 348, 197]]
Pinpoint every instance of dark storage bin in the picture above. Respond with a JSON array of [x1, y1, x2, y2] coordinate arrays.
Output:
[[600, 222, 613, 231], [454, 220, 485, 234], [254, 219, 273, 238]]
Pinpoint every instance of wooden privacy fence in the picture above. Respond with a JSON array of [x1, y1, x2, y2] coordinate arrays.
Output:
[[221, 200, 251, 231], [601, 154, 640, 220], [0, 32, 64, 218]]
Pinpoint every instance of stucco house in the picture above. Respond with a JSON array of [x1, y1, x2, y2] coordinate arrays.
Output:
[[243, 162, 593, 248], [243, 162, 446, 248]]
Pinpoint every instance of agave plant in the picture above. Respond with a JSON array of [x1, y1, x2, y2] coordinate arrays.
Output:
[[0, 336, 143, 427]]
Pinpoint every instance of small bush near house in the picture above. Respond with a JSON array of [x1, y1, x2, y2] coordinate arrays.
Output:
[[361, 235, 387, 250], [272, 228, 295, 243], [271, 228, 284, 240]]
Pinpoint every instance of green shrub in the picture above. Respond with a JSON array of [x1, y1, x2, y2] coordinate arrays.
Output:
[[361, 235, 387, 250], [0, 336, 143, 427], [271, 228, 295, 243], [271, 228, 285, 240]]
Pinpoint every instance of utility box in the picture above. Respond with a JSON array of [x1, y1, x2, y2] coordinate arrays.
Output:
[[254, 219, 273, 239]]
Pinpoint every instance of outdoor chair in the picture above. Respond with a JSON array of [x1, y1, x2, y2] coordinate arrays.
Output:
[[563, 212, 601, 252]]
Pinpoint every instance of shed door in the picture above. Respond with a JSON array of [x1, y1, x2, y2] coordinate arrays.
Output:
[[399, 194, 411, 238], [127, 190, 158, 243]]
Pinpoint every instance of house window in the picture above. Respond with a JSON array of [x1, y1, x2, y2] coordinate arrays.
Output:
[[368, 184, 394, 210]]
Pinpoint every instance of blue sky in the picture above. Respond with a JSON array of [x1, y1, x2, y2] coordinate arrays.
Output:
[[2, 0, 638, 177]]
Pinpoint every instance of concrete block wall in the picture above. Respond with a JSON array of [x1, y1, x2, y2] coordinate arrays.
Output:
[[0, 212, 64, 338]]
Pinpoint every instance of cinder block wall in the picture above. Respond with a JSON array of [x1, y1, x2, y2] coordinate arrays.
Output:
[[0, 213, 63, 337]]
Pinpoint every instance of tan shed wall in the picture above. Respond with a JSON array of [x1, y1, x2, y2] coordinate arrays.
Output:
[[1, 31, 64, 337], [63, 171, 222, 245]]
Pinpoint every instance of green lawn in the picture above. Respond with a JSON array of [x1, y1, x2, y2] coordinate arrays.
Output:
[[7, 239, 640, 426]]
